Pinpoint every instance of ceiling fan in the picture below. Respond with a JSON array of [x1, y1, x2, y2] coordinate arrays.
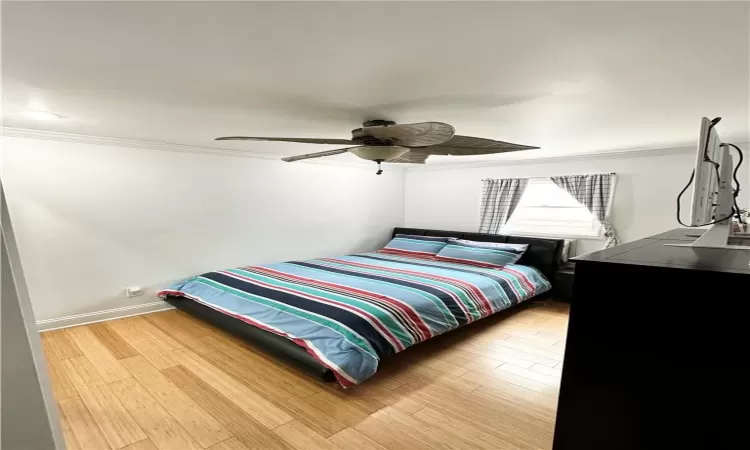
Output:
[[216, 120, 539, 174]]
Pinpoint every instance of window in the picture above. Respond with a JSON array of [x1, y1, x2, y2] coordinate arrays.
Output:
[[502, 178, 602, 238]]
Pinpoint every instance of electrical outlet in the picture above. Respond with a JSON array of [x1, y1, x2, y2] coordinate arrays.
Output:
[[125, 286, 143, 298]]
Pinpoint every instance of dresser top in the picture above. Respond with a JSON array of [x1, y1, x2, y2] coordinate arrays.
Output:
[[573, 228, 750, 275]]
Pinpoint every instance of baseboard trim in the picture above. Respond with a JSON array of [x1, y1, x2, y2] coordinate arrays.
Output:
[[36, 301, 175, 332]]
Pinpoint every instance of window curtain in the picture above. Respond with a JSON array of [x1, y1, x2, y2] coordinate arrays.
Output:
[[479, 178, 529, 234], [551, 173, 620, 248]]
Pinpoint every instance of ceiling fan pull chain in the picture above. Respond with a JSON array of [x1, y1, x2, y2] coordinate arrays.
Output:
[[376, 160, 383, 175]]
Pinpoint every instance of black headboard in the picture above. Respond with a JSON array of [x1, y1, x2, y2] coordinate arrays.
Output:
[[392, 227, 564, 283]]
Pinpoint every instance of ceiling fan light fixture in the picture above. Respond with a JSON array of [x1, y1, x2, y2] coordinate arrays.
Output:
[[349, 145, 409, 162]]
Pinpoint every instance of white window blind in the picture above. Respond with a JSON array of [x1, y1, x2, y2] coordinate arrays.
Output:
[[502, 178, 602, 238]]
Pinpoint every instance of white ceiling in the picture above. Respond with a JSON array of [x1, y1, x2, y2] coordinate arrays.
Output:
[[3, 1, 749, 164]]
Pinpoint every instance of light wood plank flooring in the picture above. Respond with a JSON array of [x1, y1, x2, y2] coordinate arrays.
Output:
[[42, 300, 569, 450]]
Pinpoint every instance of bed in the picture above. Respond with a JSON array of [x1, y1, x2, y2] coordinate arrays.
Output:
[[160, 228, 564, 386]]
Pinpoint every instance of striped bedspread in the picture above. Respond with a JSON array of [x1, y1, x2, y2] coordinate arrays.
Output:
[[159, 252, 551, 386]]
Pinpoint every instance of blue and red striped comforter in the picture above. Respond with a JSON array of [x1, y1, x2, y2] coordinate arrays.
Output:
[[159, 252, 551, 386]]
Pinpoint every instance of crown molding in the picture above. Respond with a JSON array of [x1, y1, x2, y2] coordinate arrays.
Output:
[[6, 126, 743, 173], [0, 127, 390, 170], [405, 144, 701, 172]]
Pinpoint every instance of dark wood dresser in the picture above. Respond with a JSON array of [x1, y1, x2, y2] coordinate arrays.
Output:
[[553, 229, 750, 450]]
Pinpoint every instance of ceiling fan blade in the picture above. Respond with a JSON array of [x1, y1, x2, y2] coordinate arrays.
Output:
[[409, 135, 539, 156], [387, 152, 430, 164], [281, 147, 358, 162], [216, 136, 356, 145], [361, 122, 455, 147]]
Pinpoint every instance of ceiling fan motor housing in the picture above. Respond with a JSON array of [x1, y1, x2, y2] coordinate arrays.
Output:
[[351, 130, 393, 145], [351, 119, 399, 145]]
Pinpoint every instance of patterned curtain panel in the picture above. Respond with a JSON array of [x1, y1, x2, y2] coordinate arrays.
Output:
[[551, 173, 620, 248], [478, 178, 529, 234]]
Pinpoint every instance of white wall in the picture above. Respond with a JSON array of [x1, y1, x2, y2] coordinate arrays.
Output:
[[4, 135, 747, 323], [404, 145, 749, 256], [1, 137, 404, 322]]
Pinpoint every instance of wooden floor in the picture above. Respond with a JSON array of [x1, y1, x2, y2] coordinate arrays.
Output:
[[42, 300, 569, 450]]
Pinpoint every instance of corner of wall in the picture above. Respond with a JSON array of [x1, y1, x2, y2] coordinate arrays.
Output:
[[400, 168, 408, 228]]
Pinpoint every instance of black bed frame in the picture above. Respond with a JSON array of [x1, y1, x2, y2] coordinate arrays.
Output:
[[165, 228, 564, 382]]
